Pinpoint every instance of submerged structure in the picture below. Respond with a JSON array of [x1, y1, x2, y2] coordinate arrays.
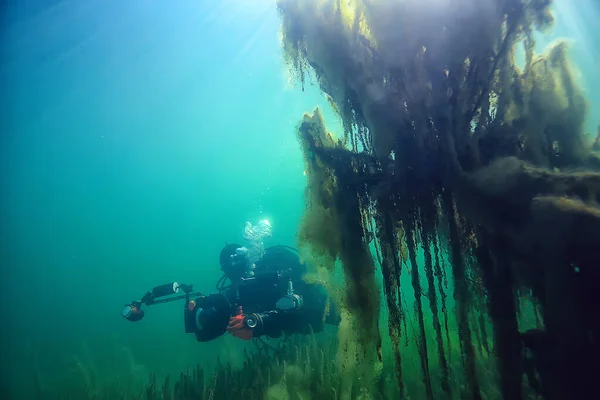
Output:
[[278, 0, 600, 399]]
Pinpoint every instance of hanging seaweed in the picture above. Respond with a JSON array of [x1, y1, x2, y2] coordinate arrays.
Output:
[[475, 232, 523, 400], [420, 228, 450, 394], [478, 310, 491, 357], [441, 193, 482, 399], [373, 204, 406, 396], [334, 180, 382, 358], [277, 0, 600, 398], [296, 109, 384, 394], [432, 236, 452, 359], [466, 251, 492, 358], [404, 222, 434, 399]]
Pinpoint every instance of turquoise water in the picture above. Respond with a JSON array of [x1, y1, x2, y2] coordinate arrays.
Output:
[[1, 0, 599, 398]]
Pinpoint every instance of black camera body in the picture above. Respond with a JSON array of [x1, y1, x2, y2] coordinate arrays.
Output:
[[184, 293, 232, 342]]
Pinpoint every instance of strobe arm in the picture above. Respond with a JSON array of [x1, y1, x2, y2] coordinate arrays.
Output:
[[121, 282, 199, 322]]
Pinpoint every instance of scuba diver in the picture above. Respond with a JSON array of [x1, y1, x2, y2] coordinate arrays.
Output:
[[121, 220, 340, 343]]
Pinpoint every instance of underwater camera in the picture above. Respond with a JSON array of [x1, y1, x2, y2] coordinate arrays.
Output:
[[121, 282, 197, 322], [121, 281, 232, 341]]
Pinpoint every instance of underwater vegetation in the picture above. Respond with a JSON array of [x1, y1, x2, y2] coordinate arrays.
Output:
[[34, 330, 405, 400], [278, 0, 600, 399]]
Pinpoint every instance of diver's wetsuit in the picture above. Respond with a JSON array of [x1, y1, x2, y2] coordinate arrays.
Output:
[[185, 245, 339, 342]]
